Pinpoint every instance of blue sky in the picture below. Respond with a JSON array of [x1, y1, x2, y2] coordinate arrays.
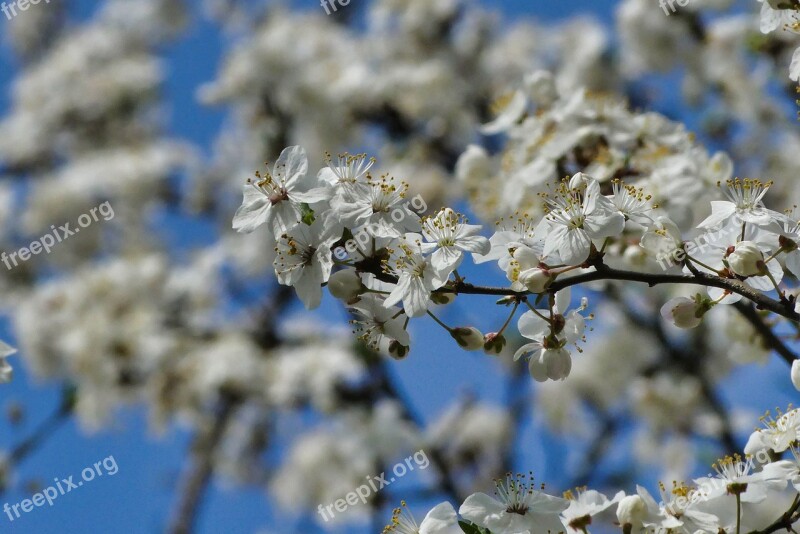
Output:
[[0, 1, 794, 533]]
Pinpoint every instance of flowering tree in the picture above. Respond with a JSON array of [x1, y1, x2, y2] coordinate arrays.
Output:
[[5, 0, 800, 533]]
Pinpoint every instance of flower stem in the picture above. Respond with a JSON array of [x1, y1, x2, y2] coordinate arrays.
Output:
[[685, 253, 720, 274], [426, 311, 453, 333], [497, 302, 520, 336], [736, 492, 741, 534]]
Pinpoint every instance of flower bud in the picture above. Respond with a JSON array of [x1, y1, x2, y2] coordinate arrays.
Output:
[[792, 360, 800, 392], [661, 296, 711, 329], [768, 0, 795, 9], [450, 327, 484, 351], [327, 269, 364, 301], [483, 333, 507, 355], [431, 292, 456, 305], [518, 268, 552, 293], [780, 235, 799, 252], [388, 340, 410, 360], [727, 241, 767, 277], [616, 495, 646, 532]]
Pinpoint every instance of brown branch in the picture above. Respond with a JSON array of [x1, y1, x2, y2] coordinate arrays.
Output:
[[441, 267, 799, 323], [167, 392, 239, 534], [734, 302, 799, 365], [749, 494, 800, 534]]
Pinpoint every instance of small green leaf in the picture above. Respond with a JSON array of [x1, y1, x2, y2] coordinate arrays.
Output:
[[300, 203, 315, 225], [458, 521, 492, 534]]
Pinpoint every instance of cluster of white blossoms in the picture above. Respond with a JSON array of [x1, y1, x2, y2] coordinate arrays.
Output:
[[383, 418, 800, 534], [758, 0, 800, 80], [231, 75, 800, 530], [233, 139, 800, 386], [7, 0, 800, 531]]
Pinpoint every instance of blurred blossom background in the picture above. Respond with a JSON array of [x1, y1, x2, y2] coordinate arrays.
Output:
[[0, 0, 797, 532]]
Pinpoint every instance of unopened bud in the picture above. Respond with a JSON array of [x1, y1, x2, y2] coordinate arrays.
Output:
[[661, 295, 711, 329], [518, 268, 552, 293], [496, 296, 517, 306], [792, 360, 800, 392], [431, 292, 456, 305], [727, 241, 767, 277], [780, 235, 799, 252], [327, 269, 364, 301], [451, 327, 484, 351], [616, 495, 646, 531], [388, 341, 410, 360], [483, 333, 507, 355]]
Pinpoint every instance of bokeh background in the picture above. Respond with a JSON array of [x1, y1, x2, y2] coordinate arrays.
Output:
[[0, 0, 797, 533]]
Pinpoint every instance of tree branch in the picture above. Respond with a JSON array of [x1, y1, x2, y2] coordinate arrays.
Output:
[[734, 302, 799, 365], [167, 393, 239, 534], [440, 267, 799, 323]]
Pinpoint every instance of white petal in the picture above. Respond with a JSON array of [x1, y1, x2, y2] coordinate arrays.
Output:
[[232, 186, 270, 233], [420, 502, 461, 534], [459, 493, 508, 524], [480, 90, 527, 135], [275, 145, 308, 188], [790, 46, 800, 81], [697, 201, 737, 229], [518, 310, 549, 339]]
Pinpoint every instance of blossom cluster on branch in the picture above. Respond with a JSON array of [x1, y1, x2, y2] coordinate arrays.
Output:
[[232, 139, 800, 386], [5, 0, 800, 531], [382, 404, 800, 533]]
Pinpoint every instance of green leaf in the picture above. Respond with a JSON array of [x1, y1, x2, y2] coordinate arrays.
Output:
[[458, 521, 492, 534], [300, 203, 315, 225]]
